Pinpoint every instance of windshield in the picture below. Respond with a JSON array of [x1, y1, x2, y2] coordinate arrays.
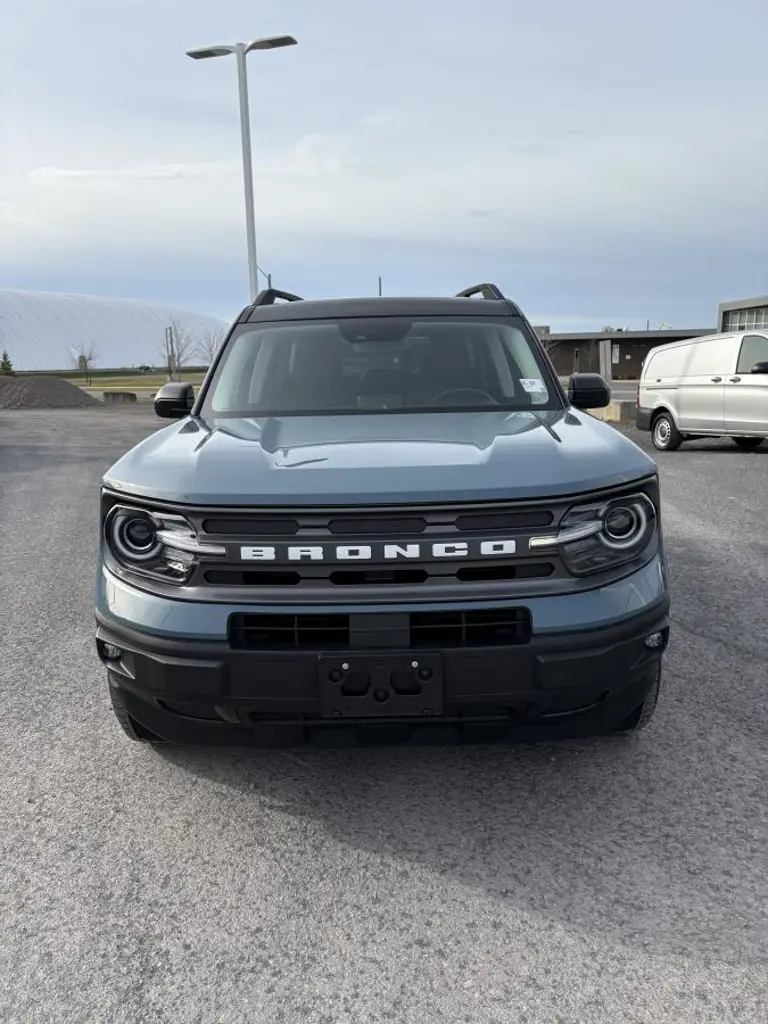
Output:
[[201, 316, 560, 418]]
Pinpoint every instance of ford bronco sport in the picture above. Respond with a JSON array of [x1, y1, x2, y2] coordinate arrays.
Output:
[[95, 283, 670, 746]]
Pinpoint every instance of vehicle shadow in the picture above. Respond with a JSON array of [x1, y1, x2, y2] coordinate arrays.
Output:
[[154, 708, 767, 969]]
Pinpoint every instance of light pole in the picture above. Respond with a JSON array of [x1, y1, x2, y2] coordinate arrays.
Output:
[[186, 35, 297, 301]]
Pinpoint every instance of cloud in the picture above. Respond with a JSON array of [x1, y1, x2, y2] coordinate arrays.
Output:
[[2, 0, 767, 330], [29, 162, 238, 184], [268, 133, 358, 177], [359, 113, 397, 128], [25, 134, 356, 190]]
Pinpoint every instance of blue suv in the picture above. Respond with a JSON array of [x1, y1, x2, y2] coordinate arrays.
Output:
[[95, 284, 670, 746]]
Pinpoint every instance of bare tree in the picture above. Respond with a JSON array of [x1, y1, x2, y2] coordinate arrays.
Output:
[[71, 341, 99, 385], [540, 337, 560, 359], [162, 318, 197, 378], [538, 337, 563, 376], [196, 325, 226, 366]]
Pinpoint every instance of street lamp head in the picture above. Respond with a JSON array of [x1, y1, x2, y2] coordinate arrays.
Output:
[[245, 35, 298, 53], [186, 45, 237, 60]]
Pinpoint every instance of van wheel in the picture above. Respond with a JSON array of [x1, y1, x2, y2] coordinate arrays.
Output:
[[732, 437, 764, 449], [651, 412, 682, 451]]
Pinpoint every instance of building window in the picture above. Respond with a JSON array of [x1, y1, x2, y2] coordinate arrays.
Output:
[[723, 306, 768, 332]]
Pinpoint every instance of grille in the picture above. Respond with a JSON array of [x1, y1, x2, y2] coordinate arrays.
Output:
[[230, 613, 350, 650], [411, 608, 531, 647], [229, 609, 532, 650], [194, 500, 563, 593], [205, 562, 554, 587], [201, 505, 553, 538], [202, 517, 298, 535]]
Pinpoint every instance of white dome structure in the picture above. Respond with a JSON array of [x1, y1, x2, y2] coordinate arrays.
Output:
[[0, 289, 230, 371]]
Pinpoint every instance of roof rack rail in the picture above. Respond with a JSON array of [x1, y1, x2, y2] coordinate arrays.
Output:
[[251, 287, 304, 307], [455, 283, 505, 300]]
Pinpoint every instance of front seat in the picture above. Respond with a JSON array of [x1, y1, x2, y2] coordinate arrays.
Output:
[[275, 331, 352, 411], [408, 335, 484, 405]]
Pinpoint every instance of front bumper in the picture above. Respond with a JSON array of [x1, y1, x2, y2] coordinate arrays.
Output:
[[636, 406, 652, 431], [95, 557, 670, 745]]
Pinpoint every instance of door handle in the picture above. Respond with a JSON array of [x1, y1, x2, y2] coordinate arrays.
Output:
[[729, 376, 741, 383], [711, 376, 722, 382]]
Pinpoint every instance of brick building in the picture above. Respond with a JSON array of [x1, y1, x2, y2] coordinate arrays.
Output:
[[532, 292, 768, 380], [534, 327, 713, 380]]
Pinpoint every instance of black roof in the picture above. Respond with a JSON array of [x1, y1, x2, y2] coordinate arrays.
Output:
[[235, 284, 525, 324]]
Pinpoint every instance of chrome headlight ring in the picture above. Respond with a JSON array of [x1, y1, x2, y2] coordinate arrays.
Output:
[[530, 491, 658, 576], [104, 505, 225, 583]]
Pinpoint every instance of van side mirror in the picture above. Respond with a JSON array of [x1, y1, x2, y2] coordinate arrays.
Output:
[[154, 381, 195, 419], [750, 361, 768, 374], [568, 372, 611, 410]]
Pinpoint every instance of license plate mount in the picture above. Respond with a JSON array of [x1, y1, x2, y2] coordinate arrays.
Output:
[[318, 653, 443, 719]]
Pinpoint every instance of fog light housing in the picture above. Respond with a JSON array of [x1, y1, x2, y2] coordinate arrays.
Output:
[[101, 643, 122, 661], [644, 632, 664, 649]]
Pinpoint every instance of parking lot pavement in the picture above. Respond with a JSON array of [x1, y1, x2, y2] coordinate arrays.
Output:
[[1, 407, 766, 1024]]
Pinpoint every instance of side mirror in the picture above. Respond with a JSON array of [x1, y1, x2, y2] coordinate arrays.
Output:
[[750, 361, 768, 374], [154, 381, 195, 419], [568, 372, 611, 410]]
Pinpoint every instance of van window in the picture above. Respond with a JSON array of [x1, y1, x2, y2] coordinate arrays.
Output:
[[683, 337, 734, 377], [736, 334, 768, 374]]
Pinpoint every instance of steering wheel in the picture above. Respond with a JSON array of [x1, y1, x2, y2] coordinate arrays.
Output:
[[429, 387, 498, 406]]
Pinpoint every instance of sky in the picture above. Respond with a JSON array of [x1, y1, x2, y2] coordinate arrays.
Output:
[[1, 0, 767, 332]]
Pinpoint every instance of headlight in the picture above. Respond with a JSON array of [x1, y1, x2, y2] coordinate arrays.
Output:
[[530, 492, 657, 576], [105, 506, 225, 583]]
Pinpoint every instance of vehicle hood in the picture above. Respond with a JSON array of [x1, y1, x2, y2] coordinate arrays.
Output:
[[103, 409, 657, 506]]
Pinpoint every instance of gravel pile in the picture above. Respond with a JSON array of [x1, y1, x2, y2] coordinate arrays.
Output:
[[0, 376, 99, 409]]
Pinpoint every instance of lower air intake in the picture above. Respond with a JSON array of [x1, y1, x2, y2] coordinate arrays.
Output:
[[229, 608, 532, 650]]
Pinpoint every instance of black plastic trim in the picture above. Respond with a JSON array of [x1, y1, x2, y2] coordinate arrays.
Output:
[[636, 407, 652, 431], [251, 287, 304, 306], [96, 600, 670, 745], [455, 283, 506, 301]]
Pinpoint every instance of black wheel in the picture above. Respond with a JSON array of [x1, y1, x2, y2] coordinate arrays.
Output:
[[614, 667, 662, 734], [651, 412, 682, 451], [732, 437, 764, 449], [108, 677, 166, 744]]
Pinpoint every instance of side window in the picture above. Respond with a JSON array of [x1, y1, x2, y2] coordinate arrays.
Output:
[[211, 332, 263, 411], [736, 334, 768, 374]]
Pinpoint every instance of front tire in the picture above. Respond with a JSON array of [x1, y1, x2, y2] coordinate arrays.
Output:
[[732, 437, 764, 450], [651, 412, 683, 451]]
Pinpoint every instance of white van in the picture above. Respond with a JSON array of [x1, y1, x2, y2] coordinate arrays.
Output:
[[636, 330, 768, 451]]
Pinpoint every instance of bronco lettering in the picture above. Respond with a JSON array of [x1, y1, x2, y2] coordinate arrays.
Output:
[[238, 539, 519, 562]]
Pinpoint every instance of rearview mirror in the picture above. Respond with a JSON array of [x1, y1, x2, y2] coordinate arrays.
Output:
[[154, 381, 195, 419], [568, 372, 611, 410], [750, 361, 768, 374]]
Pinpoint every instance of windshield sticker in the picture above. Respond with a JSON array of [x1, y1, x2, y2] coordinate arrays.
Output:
[[520, 378, 546, 393]]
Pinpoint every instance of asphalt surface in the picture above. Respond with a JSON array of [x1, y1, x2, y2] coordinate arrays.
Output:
[[1, 406, 766, 1024]]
